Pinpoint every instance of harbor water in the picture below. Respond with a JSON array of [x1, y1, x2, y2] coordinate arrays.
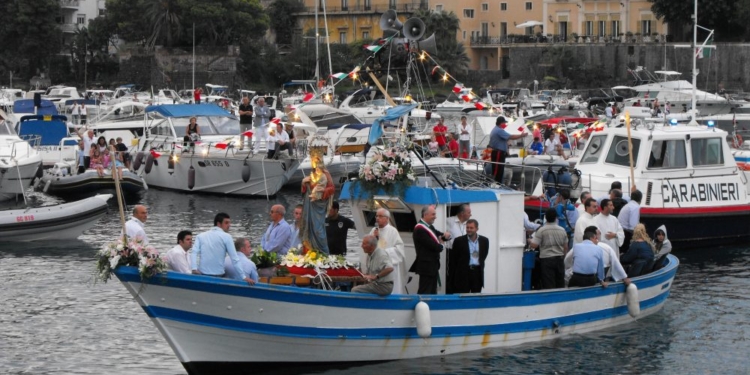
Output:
[[0, 188, 748, 374]]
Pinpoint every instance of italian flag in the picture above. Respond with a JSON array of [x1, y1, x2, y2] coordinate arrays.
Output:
[[474, 102, 486, 110], [365, 44, 382, 53], [452, 84, 462, 93], [330, 72, 348, 80]]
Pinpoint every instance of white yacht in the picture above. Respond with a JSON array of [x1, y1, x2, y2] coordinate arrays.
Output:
[[0, 112, 43, 201]]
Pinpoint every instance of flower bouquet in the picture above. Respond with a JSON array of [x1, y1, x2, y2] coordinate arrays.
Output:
[[250, 247, 281, 277], [281, 247, 360, 277], [355, 147, 415, 201], [95, 237, 167, 283]]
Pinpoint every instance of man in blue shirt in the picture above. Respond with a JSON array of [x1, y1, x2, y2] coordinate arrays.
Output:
[[261, 204, 293, 255], [224, 237, 258, 284], [488, 116, 527, 184], [567, 226, 608, 288], [191, 213, 254, 285]]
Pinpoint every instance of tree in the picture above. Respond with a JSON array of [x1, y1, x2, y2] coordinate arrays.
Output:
[[412, 10, 469, 76], [102, 0, 152, 45], [178, 0, 269, 46], [146, 0, 183, 49], [268, 0, 305, 45], [0, 0, 61, 78], [649, 0, 745, 41]]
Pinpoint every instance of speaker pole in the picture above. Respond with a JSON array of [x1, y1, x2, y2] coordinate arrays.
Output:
[[366, 67, 397, 107]]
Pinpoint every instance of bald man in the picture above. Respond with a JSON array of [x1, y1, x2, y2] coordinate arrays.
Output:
[[261, 204, 293, 255], [124, 205, 149, 244]]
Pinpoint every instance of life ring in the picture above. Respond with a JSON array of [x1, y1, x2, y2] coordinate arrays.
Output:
[[733, 134, 743, 148]]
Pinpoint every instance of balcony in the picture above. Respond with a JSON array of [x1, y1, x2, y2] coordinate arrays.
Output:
[[469, 34, 672, 47], [60, 0, 80, 10], [295, 2, 428, 15], [60, 23, 80, 34]]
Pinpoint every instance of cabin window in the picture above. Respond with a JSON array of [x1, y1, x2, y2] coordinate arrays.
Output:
[[580, 134, 608, 163], [648, 140, 687, 169], [605, 135, 641, 166], [691, 138, 724, 166]]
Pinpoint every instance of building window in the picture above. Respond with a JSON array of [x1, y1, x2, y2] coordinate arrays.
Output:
[[611, 20, 621, 36], [641, 20, 652, 35], [482, 3, 488, 11], [341, 0, 347, 10], [463, 9, 474, 18], [362, 31, 370, 40], [435, 4, 442, 12], [462, 30, 466, 40], [339, 31, 347, 44], [98, 9, 105, 16], [77, 14, 86, 24], [525, 2, 532, 10], [598, 21, 606, 37], [500, 2, 507, 11], [585, 21, 593, 36], [481, 22, 489, 37], [389, 0, 396, 10], [364, 0, 371, 10], [500, 22, 507, 37]]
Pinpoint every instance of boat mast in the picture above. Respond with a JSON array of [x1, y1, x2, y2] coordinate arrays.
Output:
[[314, 4, 320, 82], [322, 0, 334, 98], [192, 23, 195, 92], [690, 0, 697, 125]]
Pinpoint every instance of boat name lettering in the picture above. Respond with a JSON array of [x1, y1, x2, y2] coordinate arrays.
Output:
[[661, 182, 740, 203], [204, 160, 230, 167], [16, 215, 35, 222], [37, 146, 61, 152]]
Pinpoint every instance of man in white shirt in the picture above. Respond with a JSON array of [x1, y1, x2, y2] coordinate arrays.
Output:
[[77, 128, 96, 169], [446, 203, 471, 250], [124, 205, 149, 244], [605, 104, 613, 119], [273, 123, 291, 158], [574, 197, 598, 244], [224, 237, 258, 283], [594, 199, 624, 251], [457, 116, 472, 158], [369, 208, 406, 294], [166, 230, 193, 273], [618, 190, 642, 253]]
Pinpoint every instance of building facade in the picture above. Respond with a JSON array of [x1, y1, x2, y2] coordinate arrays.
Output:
[[58, 0, 106, 43]]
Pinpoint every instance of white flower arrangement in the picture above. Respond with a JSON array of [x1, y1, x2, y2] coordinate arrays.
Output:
[[95, 236, 167, 283], [359, 148, 415, 186], [281, 247, 353, 269]]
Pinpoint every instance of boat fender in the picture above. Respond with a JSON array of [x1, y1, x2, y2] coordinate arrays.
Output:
[[133, 152, 145, 170], [43, 179, 51, 193], [415, 301, 432, 338], [626, 283, 640, 318], [187, 165, 196, 190], [144, 153, 155, 174], [241, 160, 251, 183], [167, 154, 175, 174], [569, 169, 583, 199]]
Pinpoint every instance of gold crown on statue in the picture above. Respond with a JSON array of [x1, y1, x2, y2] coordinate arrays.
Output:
[[309, 146, 326, 165]]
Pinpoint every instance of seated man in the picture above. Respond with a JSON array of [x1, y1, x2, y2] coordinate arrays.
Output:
[[224, 237, 258, 283], [351, 235, 394, 296], [165, 230, 193, 274], [273, 122, 291, 159]]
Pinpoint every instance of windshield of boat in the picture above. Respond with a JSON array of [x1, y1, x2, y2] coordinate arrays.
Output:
[[580, 134, 608, 164], [648, 139, 687, 169], [0, 120, 16, 136], [171, 116, 239, 136], [691, 138, 724, 166], [605, 135, 641, 166]]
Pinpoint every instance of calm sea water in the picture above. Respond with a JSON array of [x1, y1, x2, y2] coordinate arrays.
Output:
[[1, 188, 748, 374]]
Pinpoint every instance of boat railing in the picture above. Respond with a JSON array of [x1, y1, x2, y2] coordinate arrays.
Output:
[[2, 135, 41, 159], [441, 156, 545, 196]]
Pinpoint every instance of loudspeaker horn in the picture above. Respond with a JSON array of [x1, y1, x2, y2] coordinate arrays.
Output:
[[380, 10, 403, 31], [416, 33, 438, 56], [403, 17, 426, 40]]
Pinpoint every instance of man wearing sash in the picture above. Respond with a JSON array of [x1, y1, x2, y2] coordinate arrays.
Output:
[[369, 208, 406, 294], [447, 219, 489, 294], [411, 205, 451, 294]]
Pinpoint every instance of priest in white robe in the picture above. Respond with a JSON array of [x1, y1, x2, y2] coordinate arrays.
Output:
[[369, 208, 406, 294], [594, 199, 624, 251]]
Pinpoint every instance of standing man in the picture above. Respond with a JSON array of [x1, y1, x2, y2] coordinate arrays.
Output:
[[351, 235, 394, 296], [576, 191, 592, 217], [411, 205, 451, 294], [369, 208, 405, 294], [124, 205, 149, 244], [238, 96, 254, 151], [224, 237, 258, 284], [80, 103, 87, 125], [261, 204, 293, 255], [253, 97, 271, 154], [285, 123, 296, 156], [193, 87, 202, 104], [447, 219, 489, 294], [325, 201, 356, 256], [565, 226, 608, 288], [446, 203, 471, 249], [529, 208, 569, 289], [457, 116, 472, 158], [191, 213, 254, 285], [574, 198, 599, 244], [594, 199, 625, 253], [618, 189, 642, 253], [433, 119, 448, 152], [76, 141, 86, 174], [78, 128, 96, 170], [489, 116, 526, 184], [290, 204, 303, 249], [71, 102, 81, 125], [165, 230, 192, 274]]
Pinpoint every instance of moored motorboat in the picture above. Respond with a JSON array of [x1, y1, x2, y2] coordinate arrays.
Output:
[[38, 166, 146, 202], [111, 177, 678, 373], [0, 114, 43, 201], [0, 194, 111, 241]]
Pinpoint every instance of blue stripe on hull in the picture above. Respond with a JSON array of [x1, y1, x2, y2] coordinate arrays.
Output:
[[116, 258, 677, 311], [143, 291, 670, 340]]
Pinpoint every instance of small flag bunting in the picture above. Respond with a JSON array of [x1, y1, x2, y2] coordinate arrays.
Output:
[[461, 95, 470, 103], [517, 126, 526, 132], [215, 142, 228, 150], [365, 44, 382, 53], [271, 118, 281, 124], [331, 72, 347, 80], [150, 149, 161, 158], [452, 84, 462, 94], [241, 130, 254, 138], [474, 102, 486, 110], [303, 93, 315, 102]]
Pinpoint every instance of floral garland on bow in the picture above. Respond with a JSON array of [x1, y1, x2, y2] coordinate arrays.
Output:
[[281, 247, 354, 269], [355, 147, 415, 202], [95, 236, 167, 283]]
